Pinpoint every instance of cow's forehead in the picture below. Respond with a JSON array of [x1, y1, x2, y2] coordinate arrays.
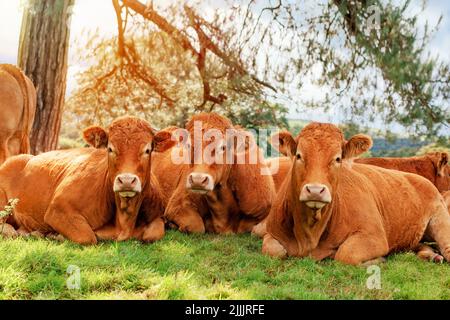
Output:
[[108, 117, 154, 147], [297, 123, 345, 155]]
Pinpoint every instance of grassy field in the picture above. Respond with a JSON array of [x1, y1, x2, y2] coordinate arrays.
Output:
[[0, 231, 449, 300]]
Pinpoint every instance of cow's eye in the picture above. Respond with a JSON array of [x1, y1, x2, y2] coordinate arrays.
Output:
[[296, 154, 301, 160], [108, 147, 113, 153], [145, 148, 151, 155], [336, 157, 342, 163]]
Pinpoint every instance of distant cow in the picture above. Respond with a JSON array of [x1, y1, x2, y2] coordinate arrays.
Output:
[[0, 64, 36, 164], [355, 153, 449, 192], [262, 123, 450, 265], [0, 117, 173, 244], [152, 113, 275, 234]]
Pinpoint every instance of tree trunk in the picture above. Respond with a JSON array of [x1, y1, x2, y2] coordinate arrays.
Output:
[[18, 0, 74, 154]]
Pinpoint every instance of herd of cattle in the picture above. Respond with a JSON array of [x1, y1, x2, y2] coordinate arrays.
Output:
[[0, 64, 449, 266]]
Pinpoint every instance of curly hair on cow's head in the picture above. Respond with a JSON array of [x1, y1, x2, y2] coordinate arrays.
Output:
[[185, 112, 234, 133], [108, 116, 155, 142], [297, 122, 345, 143]]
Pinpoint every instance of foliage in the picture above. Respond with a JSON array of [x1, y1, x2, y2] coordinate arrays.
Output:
[[416, 142, 450, 156], [0, 199, 19, 221], [0, 232, 449, 299], [65, 0, 450, 139], [65, 29, 288, 131]]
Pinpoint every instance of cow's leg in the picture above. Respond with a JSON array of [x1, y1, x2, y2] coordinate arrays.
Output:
[[7, 133, 22, 157], [262, 234, 287, 258], [251, 219, 267, 238], [0, 223, 18, 238], [0, 139, 9, 164], [237, 216, 260, 234], [166, 207, 205, 234], [426, 209, 450, 262], [311, 244, 336, 261], [95, 224, 118, 241], [414, 244, 444, 263], [334, 233, 389, 266], [141, 217, 165, 243], [44, 209, 97, 245]]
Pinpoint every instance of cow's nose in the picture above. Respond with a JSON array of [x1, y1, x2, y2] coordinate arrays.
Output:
[[114, 173, 142, 193], [300, 183, 331, 206], [306, 185, 326, 196], [187, 173, 214, 192]]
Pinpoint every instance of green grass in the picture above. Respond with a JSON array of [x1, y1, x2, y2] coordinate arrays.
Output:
[[0, 231, 449, 300]]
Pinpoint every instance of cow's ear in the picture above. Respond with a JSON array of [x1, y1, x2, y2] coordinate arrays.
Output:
[[343, 134, 373, 159], [153, 130, 177, 153], [270, 131, 297, 157], [83, 126, 108, 148], [431, 152, 449, 177]]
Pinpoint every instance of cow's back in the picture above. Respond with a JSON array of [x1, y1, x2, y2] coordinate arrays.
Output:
[[0, 148, 111, 232], [355, 157, 440, 189], [337, 163, 442, 251]]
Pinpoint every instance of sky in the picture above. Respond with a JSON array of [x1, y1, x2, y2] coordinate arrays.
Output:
[[0, 0, 449, 133]]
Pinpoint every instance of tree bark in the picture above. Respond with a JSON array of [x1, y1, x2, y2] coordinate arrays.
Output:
[[18, 0, 74, 154]]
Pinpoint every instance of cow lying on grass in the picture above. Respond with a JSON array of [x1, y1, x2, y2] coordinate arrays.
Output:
[[153, 113, 275, 234], [355, 153, 449, 193], [0, 64, 36, 164], [0, 117, 173, 244], [262, 123, 450, 265]]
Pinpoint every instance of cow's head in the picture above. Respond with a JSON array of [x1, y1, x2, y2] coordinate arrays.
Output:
[[181, 113, 250, 194], [271, 123, 372, 212], [83, 116, 174, 239], [427, 152, 450, 192]]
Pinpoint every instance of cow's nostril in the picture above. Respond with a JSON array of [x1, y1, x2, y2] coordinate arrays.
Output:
[[189, 175, 194, 185], [131, 177, 137, 185], [118, 177, 123, 185], [202, 176, 209, 185], [320, 187, 325, 194], [306, 186, 311, 194]]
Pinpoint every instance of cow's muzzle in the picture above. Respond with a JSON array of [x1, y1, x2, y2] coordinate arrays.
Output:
[[299, 183, 331, 210], [186, 172, 214, 194], [113, 173, 142, 198]]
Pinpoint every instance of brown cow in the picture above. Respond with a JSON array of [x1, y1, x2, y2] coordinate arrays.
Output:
[[262, 123, 450, 265], [0, 117, 173, 244], [0, 64, 36, 164], [355, 153, 449, 192], [152, 113, 275, 234]]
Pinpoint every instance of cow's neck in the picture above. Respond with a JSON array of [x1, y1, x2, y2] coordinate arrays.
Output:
[[204, 181, 239, 233], [287, 180, 334, 257]]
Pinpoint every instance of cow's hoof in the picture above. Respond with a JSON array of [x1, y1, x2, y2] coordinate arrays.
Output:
[[47, 233, 66, 242], [0, 223, 18, 238], [181, 224, 205, 234], [262, 234, 287, 258], [30, 231, 45, 238], [361, 257, 387, 267], [432, 254, 444, 264], [251, 222, 267, 238]]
